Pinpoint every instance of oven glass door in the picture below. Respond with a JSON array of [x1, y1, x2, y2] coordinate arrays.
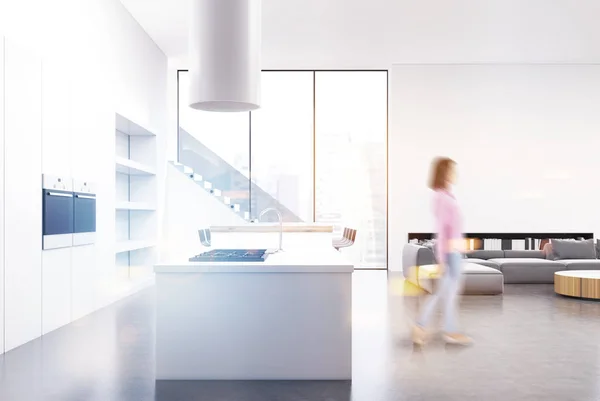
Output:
[[74, 193, 96, 233], [43, 190, 74, 235]]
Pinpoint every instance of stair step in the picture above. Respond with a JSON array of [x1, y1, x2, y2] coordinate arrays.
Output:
[[171, 158, 291, 222], [173, 162, 193, 174]]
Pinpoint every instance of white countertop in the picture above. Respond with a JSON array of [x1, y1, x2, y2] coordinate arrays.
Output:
[[154, 248, 353, 273], [210, 223, 334, 233]]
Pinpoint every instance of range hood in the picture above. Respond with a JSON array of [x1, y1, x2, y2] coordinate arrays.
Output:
[[188, 0, 261, 112]]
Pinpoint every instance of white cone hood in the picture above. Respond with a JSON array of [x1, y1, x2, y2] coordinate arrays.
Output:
[[188, 0, 261, 112]]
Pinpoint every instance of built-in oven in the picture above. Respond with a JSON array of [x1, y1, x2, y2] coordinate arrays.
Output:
[[42, 175, 74, 250], [73, 180, 96, 246]]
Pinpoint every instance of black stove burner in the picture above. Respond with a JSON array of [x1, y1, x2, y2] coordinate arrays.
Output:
[[189, 249, 269, 262]]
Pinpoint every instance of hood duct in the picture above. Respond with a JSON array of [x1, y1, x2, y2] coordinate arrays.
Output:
[[188, 0, 261, 112]]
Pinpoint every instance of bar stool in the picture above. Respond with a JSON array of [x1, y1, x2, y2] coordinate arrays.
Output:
[[198, 228, 212, 247], [332, 227, 357, 251]]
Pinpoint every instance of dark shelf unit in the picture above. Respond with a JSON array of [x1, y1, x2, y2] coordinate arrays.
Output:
[[408, 232, 594, 251]]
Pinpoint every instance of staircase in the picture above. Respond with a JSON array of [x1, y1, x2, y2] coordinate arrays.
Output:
[[170, 161, 250, 220], [177, 128, 303, 222]]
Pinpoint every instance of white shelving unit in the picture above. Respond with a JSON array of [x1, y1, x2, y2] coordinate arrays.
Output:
[[115, 157, 155, 175], [115, 201, 156, 211], [115, 113, 157, 285], [115, 239, 157, 254]]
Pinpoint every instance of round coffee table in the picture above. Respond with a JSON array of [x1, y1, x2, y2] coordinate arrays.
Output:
[[555, 270, 600, 300]]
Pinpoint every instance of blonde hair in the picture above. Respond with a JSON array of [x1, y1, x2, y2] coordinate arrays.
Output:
[[429, 157, 455, 190]]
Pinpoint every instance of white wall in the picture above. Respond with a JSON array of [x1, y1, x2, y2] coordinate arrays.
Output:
[[161, 164, 245, 262], [167, 58, 185, 162], [0, 0, 167, 353], [262, 0, 600, 68], [389, 63, 600, 270]]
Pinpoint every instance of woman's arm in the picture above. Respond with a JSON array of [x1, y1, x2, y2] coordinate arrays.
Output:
[[434, 193, 448, 264]]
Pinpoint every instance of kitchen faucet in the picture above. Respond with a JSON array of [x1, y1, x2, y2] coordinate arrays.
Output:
[[259, 207, 283, 252]]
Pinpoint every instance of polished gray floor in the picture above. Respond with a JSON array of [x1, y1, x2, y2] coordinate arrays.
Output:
[[1, 271, 599, 400]]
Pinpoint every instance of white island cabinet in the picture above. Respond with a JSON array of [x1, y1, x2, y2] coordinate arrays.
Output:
[[154, 249, 353, 380]]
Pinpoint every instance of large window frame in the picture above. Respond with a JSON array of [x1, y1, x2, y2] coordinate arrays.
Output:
[[176, 69, 389, 270]]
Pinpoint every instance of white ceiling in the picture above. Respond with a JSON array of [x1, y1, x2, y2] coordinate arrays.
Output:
[[119, 0, 189, 57], [120, 0, 600, 67]]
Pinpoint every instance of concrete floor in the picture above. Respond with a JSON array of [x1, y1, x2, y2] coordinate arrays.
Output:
[[0, 271, 599, 401]]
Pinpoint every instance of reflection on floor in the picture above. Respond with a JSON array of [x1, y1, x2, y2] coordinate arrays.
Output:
[[0, 271, 599, 400]]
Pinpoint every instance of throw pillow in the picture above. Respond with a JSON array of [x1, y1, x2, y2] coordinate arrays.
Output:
[[543, 243, 554, 260], [550, 238, 596, 260]]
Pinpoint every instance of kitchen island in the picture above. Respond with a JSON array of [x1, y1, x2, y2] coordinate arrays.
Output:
[[154, 248, 353, 380]]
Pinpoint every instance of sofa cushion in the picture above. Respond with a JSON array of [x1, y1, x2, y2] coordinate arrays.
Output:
[[504, 250, 545, 259], [466, 250, 504, 260], [460, 263, 504, 295], [466, 258, 501, 270], [555, 259, 600, 271], [551, 238, 596, 260], [463, 263, 503, 274], [488, 258, 564, 284], [402, 244, 436, 278], [406, 263, 503, 295]]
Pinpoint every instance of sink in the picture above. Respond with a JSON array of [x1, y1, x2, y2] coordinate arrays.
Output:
[[189, 249, 269, 262]]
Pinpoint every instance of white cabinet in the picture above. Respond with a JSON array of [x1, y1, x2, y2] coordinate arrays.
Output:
[[41, 56, 72, 176], [71, 245, 96, 320], [42, 248, 72, 334], [3, 38, 43, 351], [0, 37, 5, 355]]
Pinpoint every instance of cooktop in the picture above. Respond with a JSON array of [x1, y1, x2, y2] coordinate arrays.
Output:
[[189, 249, 269, 263]]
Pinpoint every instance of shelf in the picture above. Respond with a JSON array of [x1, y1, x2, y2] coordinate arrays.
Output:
[[408, 232, 594, 241], [115, 114, 158, 295], [115, 240, 156, 253], [115, 157, 155, 175], [115, 201, 156, 211]]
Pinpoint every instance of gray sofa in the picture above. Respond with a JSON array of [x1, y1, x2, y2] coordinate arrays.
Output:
[[402, 242, 600, 295], [402, 244, 504, 295]]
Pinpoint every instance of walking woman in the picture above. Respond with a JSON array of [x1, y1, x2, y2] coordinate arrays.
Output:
[[413, 157, 472, 345]]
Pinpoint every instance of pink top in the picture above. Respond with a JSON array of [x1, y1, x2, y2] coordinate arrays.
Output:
[[433, 189, 463, 262]]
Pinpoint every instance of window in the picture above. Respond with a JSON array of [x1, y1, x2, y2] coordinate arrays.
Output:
[[177, 70, 387, 268], [250, 72, 313, 222], [314, 71, 387, 268]]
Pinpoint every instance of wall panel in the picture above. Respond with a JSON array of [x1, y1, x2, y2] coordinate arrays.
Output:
[[3, 38, 43, 351]]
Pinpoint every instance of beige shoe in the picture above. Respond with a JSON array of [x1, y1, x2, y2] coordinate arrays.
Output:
[[412, 325, 427, 345], [443, 333, 473, 345]]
